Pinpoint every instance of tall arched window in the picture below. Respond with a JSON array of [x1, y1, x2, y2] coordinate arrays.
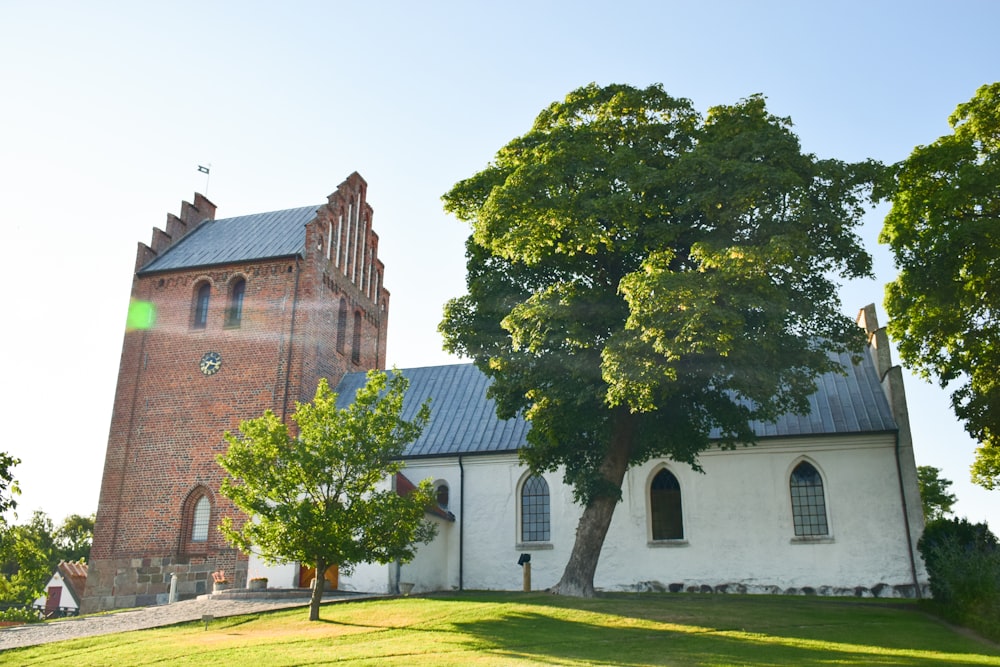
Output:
[[352, 311, 362, 364], [191, 496, 210, 542], [225, 277, 245, 328], [336, 298, 347, 353], [790, 461, 828, 536], [650, 468, 683, 540], [193, 282, 211, 329], [520, 475, 550, 542]]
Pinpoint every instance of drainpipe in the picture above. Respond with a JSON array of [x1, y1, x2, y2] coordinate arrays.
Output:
[[894, 430, 921, 598], [459, 455, 465, 591]]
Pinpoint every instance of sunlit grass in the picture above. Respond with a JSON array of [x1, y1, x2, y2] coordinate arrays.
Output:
[[5, 592, 999, 666]]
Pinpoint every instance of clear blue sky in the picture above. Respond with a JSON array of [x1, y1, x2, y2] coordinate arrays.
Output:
[[1, 0, 997, 528]]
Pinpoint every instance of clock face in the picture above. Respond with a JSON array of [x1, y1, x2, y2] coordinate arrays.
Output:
[[199, 351, 222, 376]]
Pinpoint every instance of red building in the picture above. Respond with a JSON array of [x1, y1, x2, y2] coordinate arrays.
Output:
[[83, 173, 388, 612]]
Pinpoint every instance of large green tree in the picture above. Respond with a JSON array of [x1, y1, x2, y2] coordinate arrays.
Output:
[[441, 83, 877, 596], [881, 82, 1000, 490], [218, 370, 436, 621]]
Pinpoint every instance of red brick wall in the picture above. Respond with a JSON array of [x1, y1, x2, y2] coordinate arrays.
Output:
[[84, 175, 388, 611]]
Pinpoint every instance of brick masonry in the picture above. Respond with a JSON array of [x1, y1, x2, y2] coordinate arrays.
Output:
[[83, 173, 388, 612]]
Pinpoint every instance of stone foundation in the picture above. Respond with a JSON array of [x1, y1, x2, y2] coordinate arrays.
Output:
[[81, 552, 248, 613], [628, 580, 931, 598]]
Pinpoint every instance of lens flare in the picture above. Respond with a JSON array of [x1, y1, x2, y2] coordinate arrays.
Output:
[[126, 300, 156, 330]]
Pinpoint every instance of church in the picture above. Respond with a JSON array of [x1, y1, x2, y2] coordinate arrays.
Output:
[[83, 175, 927, 613]]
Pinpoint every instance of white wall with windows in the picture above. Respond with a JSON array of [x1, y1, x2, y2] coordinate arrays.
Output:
[[335, 432, 926, 596]]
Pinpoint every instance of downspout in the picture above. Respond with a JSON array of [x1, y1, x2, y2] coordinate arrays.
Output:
[[459, 455, 465, 591], [280, 257, 302, 421], [894, 430, 921, 598]]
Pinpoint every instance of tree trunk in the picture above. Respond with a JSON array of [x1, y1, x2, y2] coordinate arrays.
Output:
[[309, 557, 326, 621], [551, 409, 635, 597]]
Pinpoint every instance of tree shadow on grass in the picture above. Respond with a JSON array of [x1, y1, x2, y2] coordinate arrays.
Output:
[[449, 607, 1000, 666]]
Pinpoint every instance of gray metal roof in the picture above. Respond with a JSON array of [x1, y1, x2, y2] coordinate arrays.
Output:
[[139, 205, 319, 274], [723, 348, 897, 438], [333, 350, 896, 459], [335, 364, 532, 457]]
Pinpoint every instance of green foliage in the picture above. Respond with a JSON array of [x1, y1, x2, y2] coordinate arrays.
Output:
[[218, 370, 437, 620], [880, 82, 1000, 490], [0, 451, 20, 525], [0, 605, 42, 623], [917, 465, 957, 522], [918, 517, 1000, 642], [54, 514, 94, 563], [0, 511, 58, 604], [441, 82, 878, 593]]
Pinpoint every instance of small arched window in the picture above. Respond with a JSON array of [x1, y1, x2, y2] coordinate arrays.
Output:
[[337, 298, 347, 353], [520, 475, 550, 542], [790, 461, 828, 536], [193, 282, 211, 329], [191, 496, 210, 542], [352, 311, 362, 364], [225, 278, 246, 328], [436, 483, 449, 509], [650, 468, 683, 540]]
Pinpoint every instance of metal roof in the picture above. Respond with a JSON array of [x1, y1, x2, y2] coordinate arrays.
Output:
[[333, 350, 896, 459], [335, 364, 532, 457], [138, 205, 319, 274], [723, 348, 897, 438]]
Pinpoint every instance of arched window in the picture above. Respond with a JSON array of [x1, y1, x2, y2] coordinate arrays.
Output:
[[191, 496, 210, 542], [650, 468, 683, 540], [520, 475, 550, 542], [225, 277, 246, 328], [336, 299, 347, 353], [790, 461, 828, 536], [193, 282, 211, 329], [436, 483, 449, 509], [352, 311, 362, 364]]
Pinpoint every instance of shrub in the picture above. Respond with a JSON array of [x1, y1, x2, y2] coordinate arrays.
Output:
[[0, 606, 43, 623], [918, 517, 1000, 642]]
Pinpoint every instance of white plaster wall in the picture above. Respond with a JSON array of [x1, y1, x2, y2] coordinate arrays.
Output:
[[245, 553, 299, 589], [399, 434, 924, 595]]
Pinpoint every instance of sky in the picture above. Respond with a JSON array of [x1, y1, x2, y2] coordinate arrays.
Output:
[[1, 1, 997, 530]]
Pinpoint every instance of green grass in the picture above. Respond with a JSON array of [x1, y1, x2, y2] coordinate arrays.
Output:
[[5, 592, 1000, 666]]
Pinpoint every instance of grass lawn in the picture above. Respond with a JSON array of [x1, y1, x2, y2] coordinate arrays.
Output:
[[5, 592, 999, 666]]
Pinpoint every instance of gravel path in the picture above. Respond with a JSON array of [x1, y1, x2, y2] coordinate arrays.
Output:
[[0, 593, 378, 650]]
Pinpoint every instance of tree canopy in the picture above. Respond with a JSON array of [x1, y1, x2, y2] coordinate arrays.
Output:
[[218, 371, 436, 621], [441, 83, 878, 596], [917, 465, 958, 522], [880, 82, 1000, 490], [0, 452, 19, 526]]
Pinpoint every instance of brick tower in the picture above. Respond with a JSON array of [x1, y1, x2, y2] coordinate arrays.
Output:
[[82, 173, 388, 612]]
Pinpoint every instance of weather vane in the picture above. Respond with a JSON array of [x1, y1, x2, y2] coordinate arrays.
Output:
[[198, 164, 211, 195]]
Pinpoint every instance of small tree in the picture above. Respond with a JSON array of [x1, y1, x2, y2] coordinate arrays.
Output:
[[917, 465, 957, 522], [218, 370, 436, 621]]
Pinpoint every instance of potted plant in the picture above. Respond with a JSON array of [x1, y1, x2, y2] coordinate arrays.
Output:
[[211, 570, 229, 593], [249, 577, 268, 591]]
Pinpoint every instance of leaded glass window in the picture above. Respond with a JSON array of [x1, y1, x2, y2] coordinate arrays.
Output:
[[790, 462, 828, 536], [521, 475, 550, 542]]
